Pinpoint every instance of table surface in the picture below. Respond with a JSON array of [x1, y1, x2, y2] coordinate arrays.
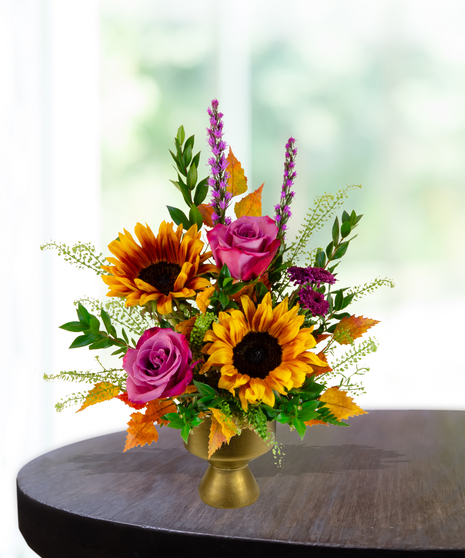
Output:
[[17, 410, 465, 557]]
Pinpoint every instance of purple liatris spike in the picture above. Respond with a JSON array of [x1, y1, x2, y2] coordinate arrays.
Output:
[[274, 137, 297, 240], [206, 100, 230, 226]]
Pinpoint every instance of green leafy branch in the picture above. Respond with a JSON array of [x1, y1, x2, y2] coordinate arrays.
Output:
[[328, 337, 379, 373], [75, 297, 151, 337], [288, 184, 361, 266], [345, 277, 395, 302], [167, 125, 209, 230], [40, 241, 108, 276], [60, 302, 135, 356]]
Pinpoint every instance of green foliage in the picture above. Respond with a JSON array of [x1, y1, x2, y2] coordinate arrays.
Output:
[[43, 357, 126, 411], [60, 302, 133, 356], [41, 241, 108, 275], [289, 184, 361, 266], [209, 264, 247, 311], [167, 125, 209, 230], [345, 277, 395, 302], [328, 337, 378, 374], [163, 405, 203, 444], [190, 312, 216, 353]]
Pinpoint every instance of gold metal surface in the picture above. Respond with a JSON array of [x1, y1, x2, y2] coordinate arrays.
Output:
[[184, 418, 276, 509]]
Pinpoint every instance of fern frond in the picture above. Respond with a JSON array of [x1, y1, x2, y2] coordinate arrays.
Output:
[[41, 241, 108, 276], [288, 184, 361, 266]]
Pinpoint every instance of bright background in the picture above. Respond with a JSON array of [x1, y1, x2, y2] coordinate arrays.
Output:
[[2, 1, 465, 556]]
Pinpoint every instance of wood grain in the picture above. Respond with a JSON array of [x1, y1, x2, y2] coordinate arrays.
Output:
[[17, 410, 465, 557]]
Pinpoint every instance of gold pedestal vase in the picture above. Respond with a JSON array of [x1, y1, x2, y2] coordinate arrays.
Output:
[[184, 418, 276, 509]]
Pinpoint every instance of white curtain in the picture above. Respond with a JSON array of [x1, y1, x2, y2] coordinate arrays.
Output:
[[0, 1, 100, 556]]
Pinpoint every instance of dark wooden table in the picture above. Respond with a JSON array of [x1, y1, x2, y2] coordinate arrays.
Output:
[[17, 410, 465, 557]]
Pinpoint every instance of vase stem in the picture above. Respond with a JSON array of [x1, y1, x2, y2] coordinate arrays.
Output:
[[199, 462, 260, 509]]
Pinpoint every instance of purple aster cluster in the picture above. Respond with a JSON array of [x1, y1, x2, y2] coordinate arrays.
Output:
[[287, 266, 336, 287], [274, 137, 297, 240], [207, 99, 232, 226], [299, 286, 330, 317]]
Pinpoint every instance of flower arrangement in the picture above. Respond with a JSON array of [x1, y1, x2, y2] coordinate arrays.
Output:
[[42, 100, 394, 459]]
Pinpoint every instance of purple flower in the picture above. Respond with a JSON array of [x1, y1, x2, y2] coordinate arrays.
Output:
[[299, 286, 330, 317], [274, 137, 297, 240], [288, 266, 336, 287], [206, 100, 230, 225], [124, 328, 195, 404]]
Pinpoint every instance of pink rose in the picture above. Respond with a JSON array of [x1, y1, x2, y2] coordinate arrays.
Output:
[[207, 216, 280, 281], [123, 327, 194, 404]]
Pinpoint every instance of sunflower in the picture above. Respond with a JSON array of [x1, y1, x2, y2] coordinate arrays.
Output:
[[101, 221, 216, 314], [201, 292, 327, 410]]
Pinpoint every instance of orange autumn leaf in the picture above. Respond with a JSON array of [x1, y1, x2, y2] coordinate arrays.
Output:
[[145, 398, 178, 426], [226, 148, 248, 197], [124, 412, 159, 451], [333, 315, 380, 345], [319, 387, 367, 421], [175, 315, 198, 340], [124, 399, 178, 452], [234, 183, 264, 218], [116, 392, 146, 410], [77, 382, 120, 412], [208, 408, 239, 458], [304, 419, 329, 427], [314, 333, 330, 345], [197, 204, 215, 228], [182, 384, 198, 395], [308, 351, 333, 377]]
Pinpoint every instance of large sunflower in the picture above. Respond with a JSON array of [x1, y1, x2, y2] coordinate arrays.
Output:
[[201, 292, 326, 410], [101, 222, 216, 314]]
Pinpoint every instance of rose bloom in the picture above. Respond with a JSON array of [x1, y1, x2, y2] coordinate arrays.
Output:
[[123, 327, 194, 404], [207, 215, 280, 281]]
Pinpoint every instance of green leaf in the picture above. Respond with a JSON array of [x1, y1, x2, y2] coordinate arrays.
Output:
[[315, 249, 326, 268], [193, 380, 217, 397], [169, 149, 180, 168], [325, 241, 333, 259], [334, 290, 344, 311], [219, 264, 231, 280], [89, 337, 114, 350], [219, 290, 229, 308], [332, 241, 349, 260], [223, 277, 233, 289], [333, 312, 351, 319], [188, 204, 203, 230], [187, 162, 198, 190], [291, 417, 307, 440], [298, 409, 320, 422], [76, 303, 91, 325], [193, 179, 209, 206], [332, 217, 340, 245], [181, 424, 191, 444], [340, 293, 355, 309], [342, 210, 350, 223], [341, 221, 351, 238], [183, 144, 193, 167], [167, 206, 190, 229], [121, 328, 129, 344], [100, 309, 117, 337], [255, 281, 268, 300], [59, 321, 87, 333], [184, 134, 195, 153], [226, 282, 246, 295], [69, 333, 99, 349], [177, 125, 185, 146], [89, 316, 100, 333], [192, 151, 201, 169]]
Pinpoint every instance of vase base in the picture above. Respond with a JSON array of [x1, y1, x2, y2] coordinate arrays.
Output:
[[199, 463, 260, 509]]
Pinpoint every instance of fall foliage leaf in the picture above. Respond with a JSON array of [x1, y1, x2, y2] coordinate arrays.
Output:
[[333, 315, 380, 345], [124, 399, 177, 452], [124, 412, 159, 451], [319, 387, 367, 421], [197, 204, 214, 228], [234, 183, 263, 218], [182, 385, 198, 395], [175, 315, 198, 339], [208, 408, 239, 458], [314, 333, 331, 345], [77, 382, 120, 412], [116, 392, 146, 410], [304, 419, 329, 427], [308, 351, 333, 377], [226, 148, 248, 197]]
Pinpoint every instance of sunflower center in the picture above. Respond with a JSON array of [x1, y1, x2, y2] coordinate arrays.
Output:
[[138, 262, 181, 295], [233, 331, 282, 379]]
